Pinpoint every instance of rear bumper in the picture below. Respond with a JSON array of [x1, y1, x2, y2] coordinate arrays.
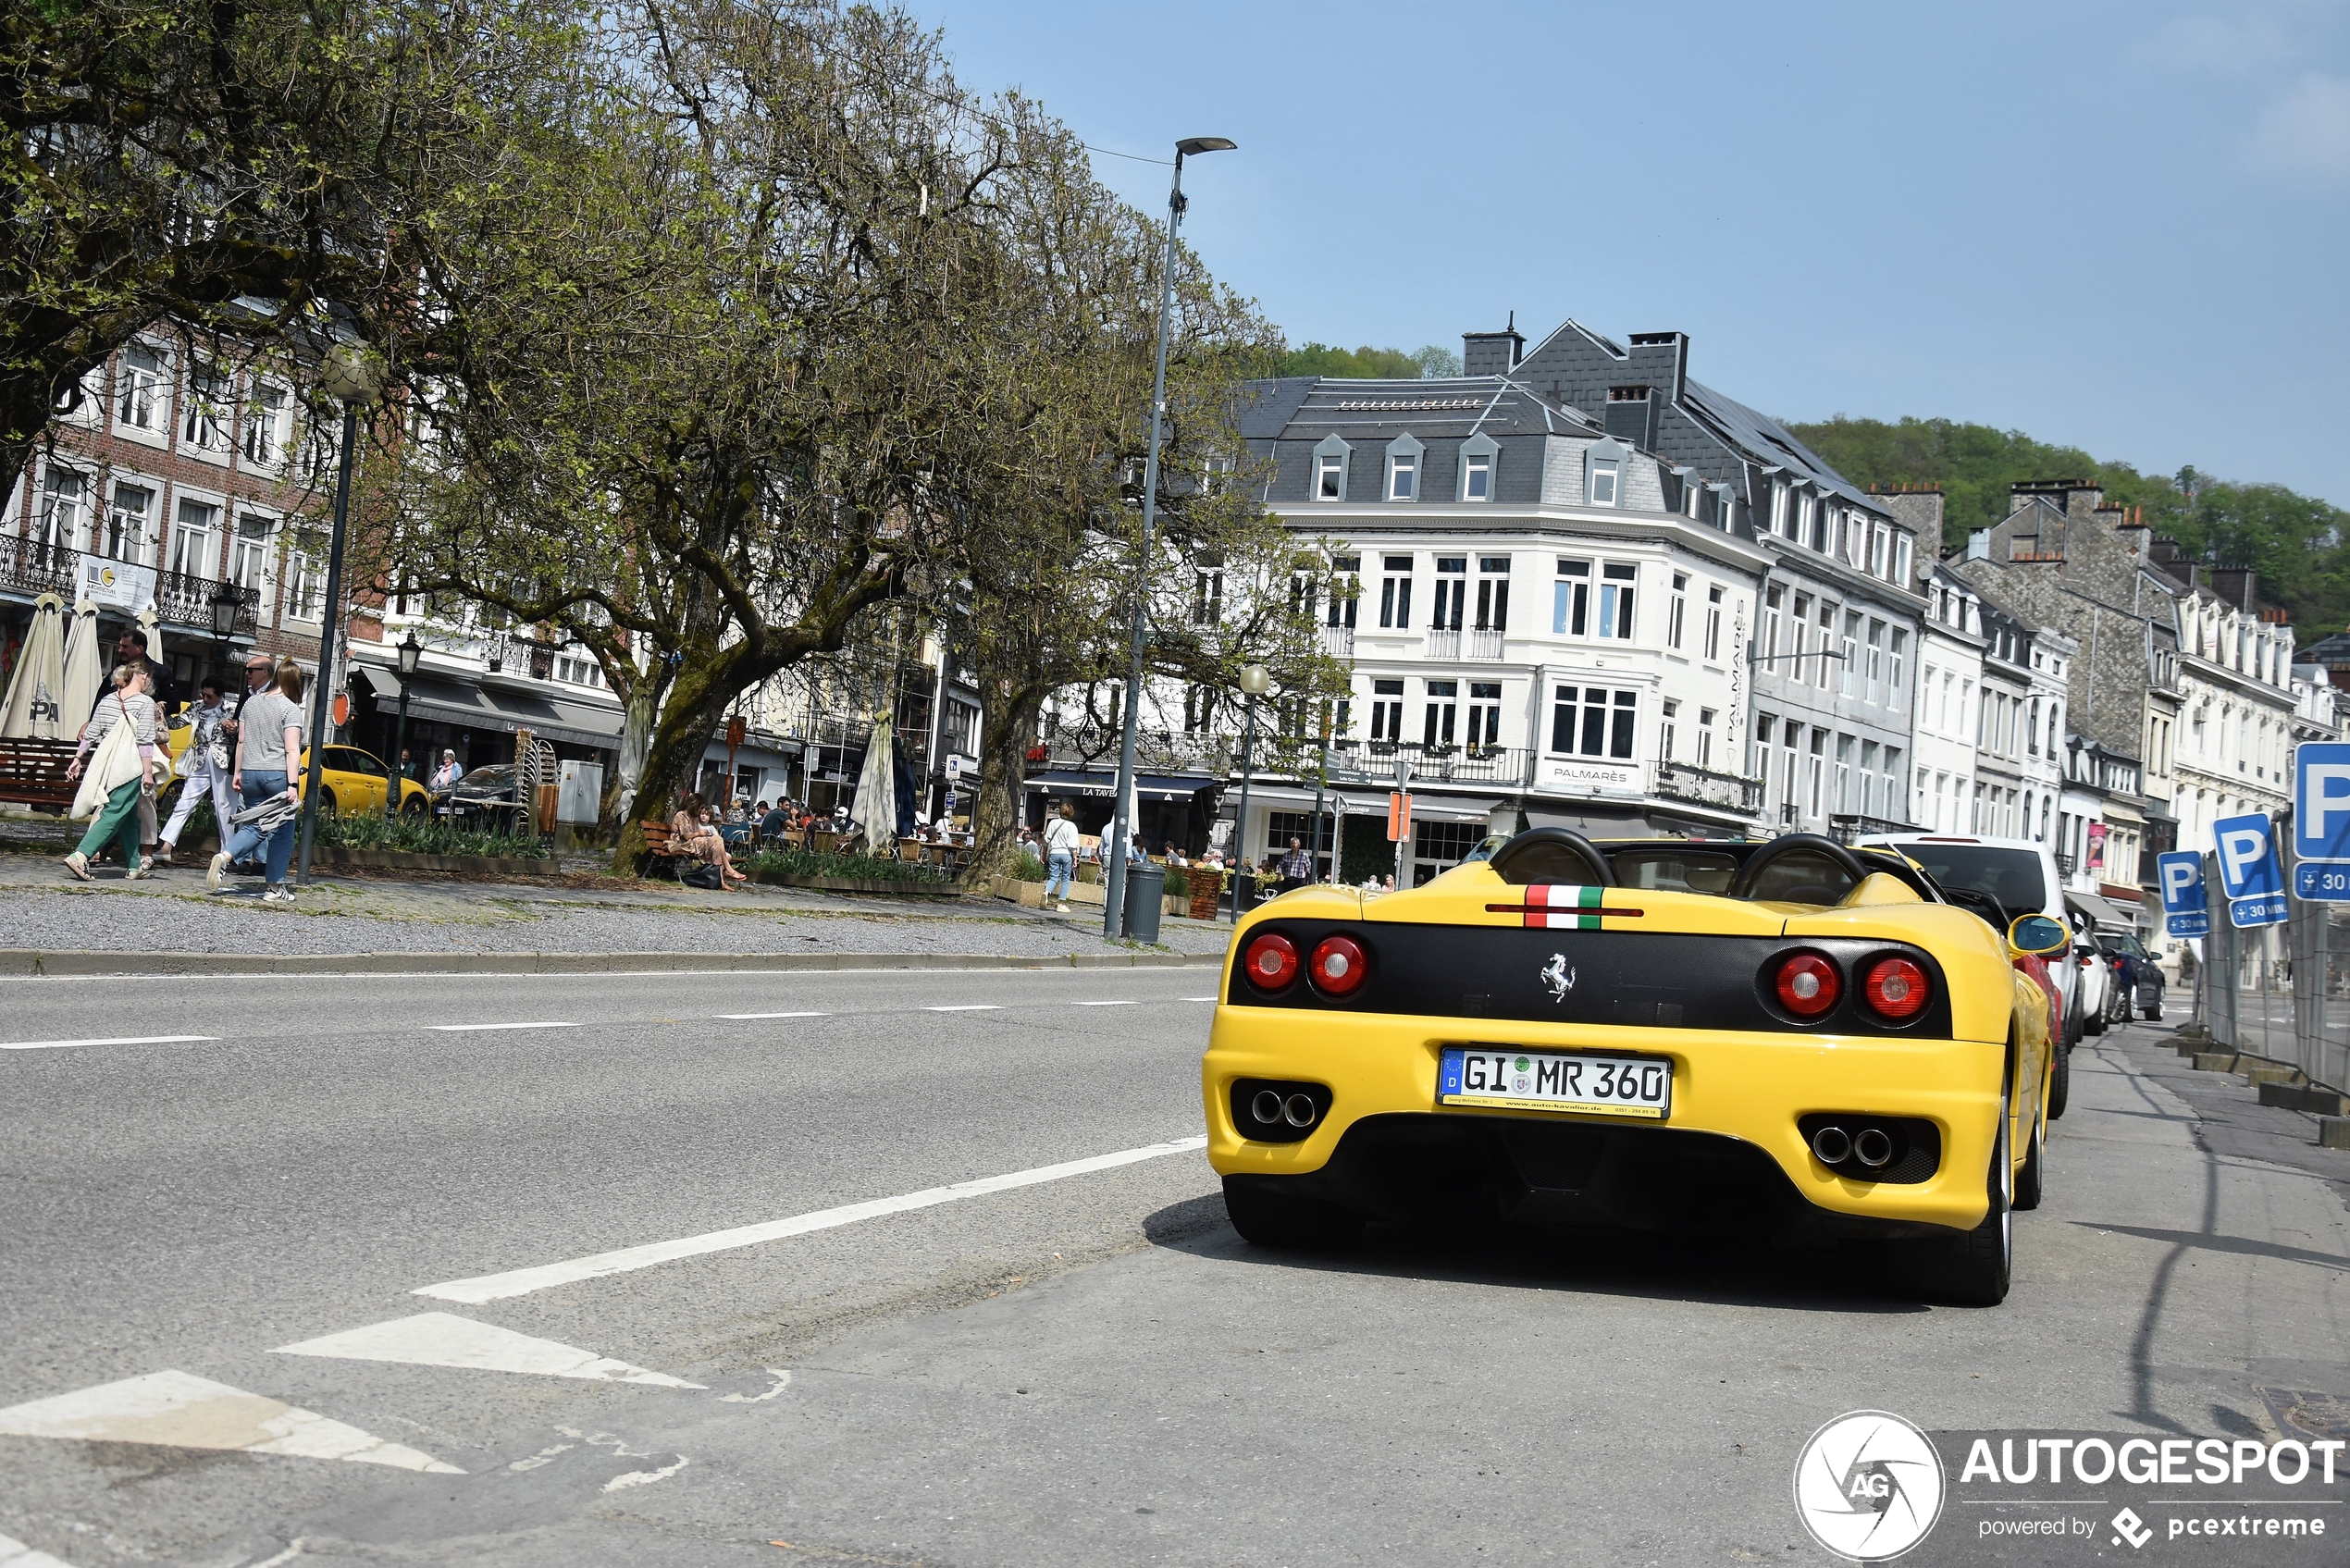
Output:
[[1204, 1006, 2003, 1235]]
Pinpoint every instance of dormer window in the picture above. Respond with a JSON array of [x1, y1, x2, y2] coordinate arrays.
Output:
[[1390, 455, 1416, 500], [1317, 453, 1343, 500], [1464, 453, 1490, 500], [1589, 460, 1619, 506], [1584, 437, 1631, 508]]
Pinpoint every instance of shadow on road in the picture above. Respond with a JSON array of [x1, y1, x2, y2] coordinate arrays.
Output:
[[1143, 1194, 1929, 1315]]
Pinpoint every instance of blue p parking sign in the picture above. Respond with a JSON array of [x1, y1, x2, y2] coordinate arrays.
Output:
[[2213, 812, 2287, 928], [2156, 850, 2209, 937], [2294, 742, 2350, 902]]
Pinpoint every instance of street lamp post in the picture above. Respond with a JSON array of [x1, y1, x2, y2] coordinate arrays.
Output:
[[387, 630, 421, 815], [1104, 133, 1237, 940], [296, 342, 385, 886], [1225, 662, 1270, 923], [206, 580, 243, 684]]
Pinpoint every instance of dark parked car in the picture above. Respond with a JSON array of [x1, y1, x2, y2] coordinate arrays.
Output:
[[444, 763, 525, 825]]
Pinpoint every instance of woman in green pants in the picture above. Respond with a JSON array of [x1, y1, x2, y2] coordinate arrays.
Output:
[[63, 663, 161, 881]]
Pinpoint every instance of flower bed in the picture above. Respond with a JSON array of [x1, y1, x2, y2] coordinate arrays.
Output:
[[742, 846, 958, 889], [319, 814, 552, 860]]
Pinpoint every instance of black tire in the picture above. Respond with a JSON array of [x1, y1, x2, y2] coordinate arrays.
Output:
[[400, 794, 429, 819], [2046, 1034, 2071, 1119], [1911, 1088, 2012, 1306], [2064, 994, 2084, 1050], [317, 790, 338, 820], [1222, 1178, 1362, 1249], [2014, 1091, 2046, 1212]]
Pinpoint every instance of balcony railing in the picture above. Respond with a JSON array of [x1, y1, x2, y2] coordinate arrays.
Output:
[[1829, 811, 1923, 846], [1327, 739, 1531, 787], [1318, 623, 1354, 659], [1466, 627, 1505, 661], [0, 531, 259, 638], [1424, 627, 1460, 661], [1036, 727, 1235, 776], [1656, 759, 1765, 815]]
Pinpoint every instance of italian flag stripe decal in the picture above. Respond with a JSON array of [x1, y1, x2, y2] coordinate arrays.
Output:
[[1524, 884, 1602, 930]]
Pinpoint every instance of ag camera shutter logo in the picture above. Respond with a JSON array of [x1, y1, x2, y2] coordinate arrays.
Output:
[[1793, 1410, 1946, 1561]]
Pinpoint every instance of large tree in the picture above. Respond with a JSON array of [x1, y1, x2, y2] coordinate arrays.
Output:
[[0, 0, 573, 500]]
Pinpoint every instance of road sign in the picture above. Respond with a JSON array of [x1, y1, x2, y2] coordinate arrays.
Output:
[[2296, 742, 2350, 864], [2155, 850, 2209, 937], [1386, 793, 1412, 843], [946, 756, 962, 781], [2213, 811, 2287, 928]]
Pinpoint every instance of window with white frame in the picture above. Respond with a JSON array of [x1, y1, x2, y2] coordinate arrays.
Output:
[[1431, 557, 1466, 631], [1589, 457, 1619, 505], [1183, 685, 1215, 734], [1770, 479, 1789, 536], [1598, 562, 1636, 639], [242, 381, 291, 466], [1839, 611, 1861, 696], [1378, 555, 1412, 629], [1554, 560, 1589, 636], [1327, 553, 1359, 629], [1895, 533, 1913, 586], [1703, 585, 1724, 661], [1423, 680, 1458, 747], [168, 497, 218, 578], [34, 466, 86, 552], [1888, 628, 1906, 701], [1316, 451, 1345, 500], [1697, 708, 1716, 769], [229, 512, 275, 598], [1467, 681, 1502, 748], [1755, 713, 1776, 805], [1870, 525, 1889, 579], [554, 654, 604, 687], [1660, 698, 1678, 760], [116, 343, 167, 434], [1668, 573, 1688, 649], [1815, 599, 1836, 689], [1384, 435, 1422, 502], [1551, 685, 1637, 759], [1367, 678, 1404, 744], [285, 536, 324, 620], [183, 364, 232, 453], [1865, 621, 1885, 703], [1193, 561, 1223, 625], [1762, 585, 1782, 664], [103, 481, 154, 563], [1473, 557, 1510, 633]]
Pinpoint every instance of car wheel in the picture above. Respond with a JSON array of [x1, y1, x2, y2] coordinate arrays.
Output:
[[1911, 1088, 2012, 1307], [317, 790, 338, 820], [2013, 1086, 2047, 1212], [1222, 1177, 1362, 1249], [400, 795, 428, 819], [2046, 1034, 2071, 1119], [2064, 996, 2084, 1050]]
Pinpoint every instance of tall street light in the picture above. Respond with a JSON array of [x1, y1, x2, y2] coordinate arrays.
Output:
[[1225, 661, 1270, 923], [1104, 134, 1237, 941], [386, 629, 421, 815], [296, 341, 385, 886]]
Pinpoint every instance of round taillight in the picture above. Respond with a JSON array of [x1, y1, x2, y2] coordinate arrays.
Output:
[[1309, 934, 1368, 996], [1863, 956, 1930, 1020], [1243, 932, 1299, 991], [1775, 953, 1841, 1018]]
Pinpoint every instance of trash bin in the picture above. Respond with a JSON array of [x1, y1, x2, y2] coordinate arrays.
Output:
[[1122, 860, 1166, 943]]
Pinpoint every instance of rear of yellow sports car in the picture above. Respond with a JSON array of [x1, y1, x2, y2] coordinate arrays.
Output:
[[1203, 846, 2047, 1301]]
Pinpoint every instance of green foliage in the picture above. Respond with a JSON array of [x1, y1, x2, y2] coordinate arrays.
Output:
[[742, 846, 955, 885], [318, 813, 551, 859], [1161, 863, 1189, 899], [1011, 849, 1045, 883], [1789, 415, 2350, 634], [1278, 343, 1460, 379]]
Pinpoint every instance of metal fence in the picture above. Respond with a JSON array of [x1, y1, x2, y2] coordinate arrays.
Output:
[[2194, 850, 2350, 1094]]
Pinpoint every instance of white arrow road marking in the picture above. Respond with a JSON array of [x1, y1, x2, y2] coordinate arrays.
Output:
[[0, 1531, 81, 1568], [414, 1133, 1211, 1303], [0, 1370, 462, 1473], [0, 1035, 216, 1052], [427, 1021, 576, 1032], [274, 1312, 702, 1389]]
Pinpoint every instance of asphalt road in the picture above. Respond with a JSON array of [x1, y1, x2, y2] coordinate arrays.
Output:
[[5, 971, 2349, 1567]]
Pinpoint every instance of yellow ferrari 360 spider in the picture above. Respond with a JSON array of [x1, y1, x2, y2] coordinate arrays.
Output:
[[1201, 829, 2065, 1305]]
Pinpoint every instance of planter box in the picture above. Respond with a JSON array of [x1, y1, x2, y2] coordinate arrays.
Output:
[[1189, 884, 1225, 921], [751, 870, 959, 897], [314, 844, 556, 877]]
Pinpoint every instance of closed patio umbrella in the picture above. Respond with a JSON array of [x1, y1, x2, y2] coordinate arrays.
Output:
[[850, 711, 893, 848], [0, 593, 68, 739], [59, 597, 102, 733]]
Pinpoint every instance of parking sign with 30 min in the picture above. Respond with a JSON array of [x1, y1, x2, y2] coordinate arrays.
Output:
[[2296, 743, 2350, 901]]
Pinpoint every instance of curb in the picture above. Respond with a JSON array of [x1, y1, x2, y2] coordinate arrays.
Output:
[[0, 947, 1228, 978]]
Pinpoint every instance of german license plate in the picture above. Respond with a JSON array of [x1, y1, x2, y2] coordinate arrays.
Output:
[[1437, 1046, 1672, 1120]]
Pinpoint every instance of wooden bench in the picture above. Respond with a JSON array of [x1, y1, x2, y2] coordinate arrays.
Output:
[[638, 820, 691, 880], [0, 738, 79, 811]]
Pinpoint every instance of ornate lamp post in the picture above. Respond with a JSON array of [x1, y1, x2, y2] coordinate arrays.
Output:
[[296, 341, 385, 885], [1224, 662, 1270, 923], [387, 630, 421, 814], [206, 580, 243, 681]]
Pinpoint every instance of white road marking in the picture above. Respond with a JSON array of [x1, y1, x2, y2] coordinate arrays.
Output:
[[427, 1021, 577, 1032], [0, 1531, 80, 1568], [0, 1034, 215, 1052], [712, 1012, 827, 1020], [243, 1542, 306, 1568], [414, 1133, 1212, 1303], [0, 1370, 462, 1473], [1180, 996, 1218, 1003], [715, 1369, 792, 1404], [922, 1005, 1000, 1012], [274, 1312, 702, 1389], [1070, 1000, 1136, 1006]]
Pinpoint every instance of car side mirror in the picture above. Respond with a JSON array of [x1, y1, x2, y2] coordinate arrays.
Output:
[[2010, 914, 2069, 957]]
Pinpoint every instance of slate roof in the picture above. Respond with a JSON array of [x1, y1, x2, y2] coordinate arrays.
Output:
[[1240, 376, 1603, 444], [1677, 378, 1878, 512]]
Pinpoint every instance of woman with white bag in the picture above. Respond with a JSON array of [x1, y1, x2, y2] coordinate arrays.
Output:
[[63, 663, 166, 881]]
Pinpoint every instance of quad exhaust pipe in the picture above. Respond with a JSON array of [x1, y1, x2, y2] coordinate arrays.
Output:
[[1812, 1121, 1896, 1170], [1252, 1089, 1320, 1130]]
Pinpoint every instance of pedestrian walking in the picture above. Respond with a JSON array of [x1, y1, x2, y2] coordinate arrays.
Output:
[[87, 628, 176, 860], [1041, 802, 1080, 913], [62, 663, 165, 881], [207, 658, 307, 903], [155, 676, 235, 867], [1276, 835, 1314, 895]]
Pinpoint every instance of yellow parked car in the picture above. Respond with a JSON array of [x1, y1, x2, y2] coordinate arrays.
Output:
[[1201, 830, 2062, 1305], [162, 717, 428, 818]]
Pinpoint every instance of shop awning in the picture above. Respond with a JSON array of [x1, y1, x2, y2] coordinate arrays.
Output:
[[350, 663, 623, 751], [1228, 784, 1501, 825], [1025, 769, 1205, 801]]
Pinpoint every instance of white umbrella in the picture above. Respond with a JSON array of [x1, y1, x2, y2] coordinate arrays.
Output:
[[0, 593, 68, 739], [59, 597, 103, 735], [850, 710, 895, 847], [136, 606, 162, 678]]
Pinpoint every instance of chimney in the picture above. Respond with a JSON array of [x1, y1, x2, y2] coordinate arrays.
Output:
[[1604, 385, 1655, 447], [1965, 527, 1990, 562], [1877, 487, 1946, 550], [1463, 319, 1524, 377], [2210, 566, 2257, 611], [1626, 331, 1688, 403]]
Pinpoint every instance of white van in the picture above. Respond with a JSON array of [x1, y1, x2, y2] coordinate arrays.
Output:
[[1862, 833, 2084, 1050]]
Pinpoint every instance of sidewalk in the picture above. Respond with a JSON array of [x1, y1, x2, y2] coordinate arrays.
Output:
[[0, 833, 1234, 964]]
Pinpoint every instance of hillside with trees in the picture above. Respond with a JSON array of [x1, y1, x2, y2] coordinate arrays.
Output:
[[1790, 416, 2350, 637]]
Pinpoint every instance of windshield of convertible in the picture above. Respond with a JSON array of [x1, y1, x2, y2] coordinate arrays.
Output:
[[1897, 845, 2049, 920], [1490, 832, 1920, 907]]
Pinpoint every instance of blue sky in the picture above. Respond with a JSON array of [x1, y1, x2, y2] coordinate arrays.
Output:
[[910, 1, 2350, 505]]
